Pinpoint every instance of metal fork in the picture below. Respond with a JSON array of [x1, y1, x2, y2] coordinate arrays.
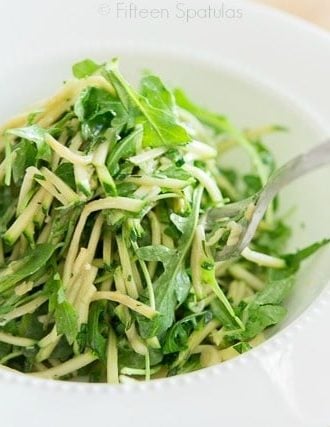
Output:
[[206, 140, 330, 261]]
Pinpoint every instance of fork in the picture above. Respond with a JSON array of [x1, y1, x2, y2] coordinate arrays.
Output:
[[206, 140, 330, 261]]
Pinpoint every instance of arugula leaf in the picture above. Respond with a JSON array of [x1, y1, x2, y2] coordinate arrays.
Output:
[[49, 205, 82, 253], [18, 313, 45, 340], [54, 300, 78, 345], [135, 245, 175, 264], [161, 165, 191, 181], [170, 354, 201, 376], [7, 126, 52, 163], [50, 336, 73, 361], [0, 244, 56, 295], [240, 304, 287, 341], [174, 88, 228, 133], [0, 342, 11, 359], [239, 239, 330, 340], [254, 220, 292, 255], [12, 140, 37, 184], [107, 126, 142, 176], [0, 270, 48, 319], [72, 59, 101, 79], [270, 238, 330, 280], [170, 213, 190, 234], [210, 298, 244, 331], [55, 163, 76, 190], [221, 168, 239, 186], [233, 342, 252, 354], [0, 187, 16, 234], [243, 174, 262, 196], [163, 312, 212, 354], [104, 59, 191, 148], [45, 273, 78, 345], [140, 74, 175, 113], [74, 87, 129, 144], [48, 111, 76, 138], [87, 301, 108, 361], [174, 268, 191, 305], [254, 140, 276, 176], [136, 244, 190, 304], [117, 337, 163, 369], [255, 276, 295, 306]]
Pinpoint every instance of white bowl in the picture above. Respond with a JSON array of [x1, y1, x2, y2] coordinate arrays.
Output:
[[0, 1, 330, 426]]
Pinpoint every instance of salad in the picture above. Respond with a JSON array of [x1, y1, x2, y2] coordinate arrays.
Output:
[[0, 58, 327, 383]]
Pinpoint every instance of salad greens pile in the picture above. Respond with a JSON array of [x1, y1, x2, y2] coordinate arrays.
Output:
[[0, 58, 327, 383]]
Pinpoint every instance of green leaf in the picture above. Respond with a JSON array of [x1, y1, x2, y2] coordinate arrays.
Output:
[[170, 354, 201, 376], [104, 59, 191, 148], [254, 276, 295, 306], [72, 59, 101, 79], [210, 298, 243, 331], [238, 239, 330, 340], [45, 273, 78, 345], [287, 238, 330, 265], [0, 187, 16, 234], [174, 88, 228, 133], [18, 313, 45, 340], [49, 205, 82, 253], [0, 342, 11, 359], [48, 111, 76, 138], [116, 182, 138, 197], [140, 74, 175, 113], [49, 336, 74, 360], [135, 245, 175, 264], [170, 213, 189, 234], [74, 87, 129, 145], [55, 163, 76, 190], [6, 126, 52, 163], [0, 244, 56, 295], [161, 165, 191, 181], [270, 238, 330, 280], [243, 174, 262, 196], [87, 301, 108, 360], [241, 305, 287, 341], [55, 301, 78, 344], [221, 169, 239, 186], [107, 126, 142, 176], [254, 220, 292, 255], [253, 140, 276, 176], [12, 140, 37, 184], [237, 274, 294, 341], [117, 337, 163, 369], [174, 267, 191, 305], [163, 312, 212, 354], [233, 342, 253, 354]]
